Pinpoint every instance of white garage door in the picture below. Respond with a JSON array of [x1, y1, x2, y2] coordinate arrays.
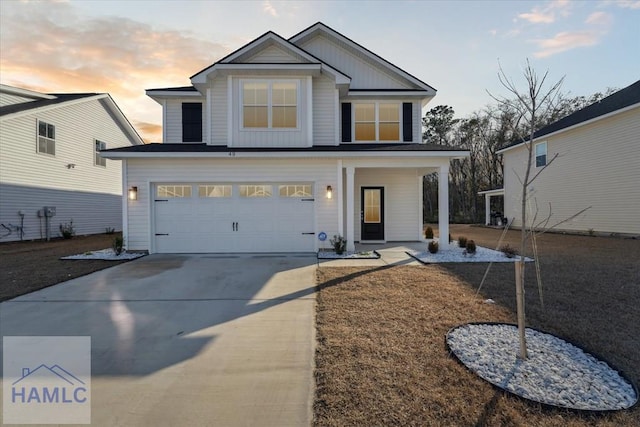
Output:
[[153, 183, 315, 253]]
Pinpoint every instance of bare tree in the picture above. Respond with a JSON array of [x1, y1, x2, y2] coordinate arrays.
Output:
[[489, 60, 564, 359]]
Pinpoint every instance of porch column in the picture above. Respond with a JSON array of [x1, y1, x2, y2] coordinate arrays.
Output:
[[345, 166, 356, 252], [438, 164, 450, 249], [485, 193, 491, 225]]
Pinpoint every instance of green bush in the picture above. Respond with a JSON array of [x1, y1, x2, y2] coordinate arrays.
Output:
[[424, 226, 434, 239], [105, 227, 116, 234], [113, 236, 124, 255], [458, 236, 468, 248], [428, 241, 439, 254], [59, 220, 75, 239], [465, 240, 477, 254], [330, 234, 347, 255]]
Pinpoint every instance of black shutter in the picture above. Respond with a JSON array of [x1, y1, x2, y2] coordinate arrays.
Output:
[[341, 103, 352, 142], [182, 103, 203, 142], [402, 102, 413, 142]]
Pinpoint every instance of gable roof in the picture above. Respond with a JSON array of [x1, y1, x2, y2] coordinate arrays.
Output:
[[0, 89, 144, 145], [499, 79, 640, 153], [289, 22, 436, 94], [189, 30, 350, 87], [0, 84, 56, 101]]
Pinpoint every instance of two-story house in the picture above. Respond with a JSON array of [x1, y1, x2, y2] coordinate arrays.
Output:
[[0, 84, 143, 242], [103, 22, 468, 253]]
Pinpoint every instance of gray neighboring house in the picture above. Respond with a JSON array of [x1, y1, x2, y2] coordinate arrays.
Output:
[[492, 80, 640, 235], [0, 84, 143, 242]]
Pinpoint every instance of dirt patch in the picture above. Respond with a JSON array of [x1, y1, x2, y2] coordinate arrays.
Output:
[[0, 233, 131, 301], [315, 225, 640, 426]]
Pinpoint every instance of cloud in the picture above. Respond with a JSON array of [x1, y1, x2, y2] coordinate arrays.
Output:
[[263, 0, 278, 17], [531, 11, 612, 57], [133, 121, 163, 143], [517, 0, 573, 24], [0, 1, 229, 142]]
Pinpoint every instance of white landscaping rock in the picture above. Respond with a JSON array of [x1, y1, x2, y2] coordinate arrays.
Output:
[[408, 241, 533, 263], [317, 250, 380, 259], [61, 249, 146, 261], [446, 323, 638, 411]]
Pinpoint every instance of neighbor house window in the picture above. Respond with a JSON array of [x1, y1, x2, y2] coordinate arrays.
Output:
[[157, 185, 192, 198], [198, 185, 232, 198], [95, 140, 107, 167], [354, 103, 400, 141], [279, 184, 313, 197], [242, 81, 297, 129], [535, 142, 547, 167], [37, 120, 55, 155], [240, 185, 272, 197]]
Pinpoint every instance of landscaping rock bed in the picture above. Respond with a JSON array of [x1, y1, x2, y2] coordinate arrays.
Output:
[[317, 250, 380, 259]]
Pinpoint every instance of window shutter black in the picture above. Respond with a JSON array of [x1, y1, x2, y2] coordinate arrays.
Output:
[[182, 103, 203, 142], [341, 103, 352, 142], [402, 102, 413, 142]]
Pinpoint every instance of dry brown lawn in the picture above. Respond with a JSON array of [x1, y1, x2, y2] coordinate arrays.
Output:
[[315, 225, 640, 426]]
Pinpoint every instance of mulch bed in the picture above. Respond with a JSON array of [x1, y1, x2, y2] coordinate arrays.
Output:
[[314, 225, 640, 426], [0, 233, 129, 301]]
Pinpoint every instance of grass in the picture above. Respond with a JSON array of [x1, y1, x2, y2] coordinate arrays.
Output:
[[314, 225, 640, 426]]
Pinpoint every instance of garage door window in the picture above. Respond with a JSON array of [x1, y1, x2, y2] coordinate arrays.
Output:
[[199, 185, 232, 198], [279, 184, 313, 197], [157, 185, 192, 198], [240, 185, 272, 197]]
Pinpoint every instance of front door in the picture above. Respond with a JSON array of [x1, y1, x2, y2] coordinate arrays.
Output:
[[361, 187, 384, 241]]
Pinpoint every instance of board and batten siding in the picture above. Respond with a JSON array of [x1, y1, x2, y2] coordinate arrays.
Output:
[[0, 98, 135, 241], [299, 35, 411, 90], [164, 97, 205, 143], [351, 168, 421, 241], [210, 76, 228, 145], [312, 74, 337, 145], [125, 158, 339, 251], [503, 106, 640, 235], [0, 93, 34, 107]]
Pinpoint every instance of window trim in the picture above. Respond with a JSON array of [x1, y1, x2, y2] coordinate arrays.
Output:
[[36, 120, 56, 156], [240, 79, 300, 131], [535, 141, 547, 168], [239, 184, 273, 198], [94, 140, 107, 167], [198, 184, 233, 198], [278, 184, 313, 198], [352, 102, 402, 142]]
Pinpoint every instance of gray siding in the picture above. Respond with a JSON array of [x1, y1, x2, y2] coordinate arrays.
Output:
[[503, 106, 640, 235], [164, 97, 205, 143], [0, 93, 33, 107], [210, 76, 228, 145], [312, 75, 337, 145], [245, 44, 302, 63]]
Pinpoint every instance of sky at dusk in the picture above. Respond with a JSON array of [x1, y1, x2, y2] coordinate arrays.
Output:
[[1, 0, 639, 142]]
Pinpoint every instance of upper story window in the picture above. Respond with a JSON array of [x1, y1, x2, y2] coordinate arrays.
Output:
[[242, 80, 297, 129], [354, 103, 400, 142], [37, 120, 55, 155], [95, 140, 107, 167], [182, 103, 203, 142], [535, 141, 547, 167]]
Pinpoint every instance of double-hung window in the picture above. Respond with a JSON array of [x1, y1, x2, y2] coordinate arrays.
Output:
[[354, 103, 400, 141], [242, 81, 297, 129], [37, 120, 56, 155], [535, 142, 547, 167], [95, 140, 107, 167]]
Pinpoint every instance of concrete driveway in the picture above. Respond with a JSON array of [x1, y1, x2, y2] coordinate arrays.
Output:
[[0, 254, 317, 426]]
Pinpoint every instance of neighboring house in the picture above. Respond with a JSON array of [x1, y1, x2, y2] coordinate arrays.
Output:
[[0, 84, 144, 242], [494, 80, 640, 235], [103, 22, 468, 253]]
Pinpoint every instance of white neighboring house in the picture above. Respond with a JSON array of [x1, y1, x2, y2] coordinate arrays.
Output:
[[0, 84, 144, 242], [494, 80, 640, 235], [103, 22, 469, 254]]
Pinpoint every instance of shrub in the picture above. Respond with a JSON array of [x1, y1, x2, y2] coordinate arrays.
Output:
[[500, 244, 518, 258], [113, 236, 124, 255], [428, 241, 439, 254], [330, 234, 347, 255], [449, 233, 453, 243], [458, 236, 468, 248], [105, 227, 116, 234], [424, 226, 434, 239], [465, 240, 477, 255], [59, 220, 75, 239]]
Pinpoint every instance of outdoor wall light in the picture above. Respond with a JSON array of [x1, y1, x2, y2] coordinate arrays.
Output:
[[128, 186, 138, 201], [326, 185, 333, 199]]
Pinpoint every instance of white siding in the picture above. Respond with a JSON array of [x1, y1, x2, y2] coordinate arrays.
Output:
[[245, 44, 303, 63], [313, 75, 337, 145], [0, 98, 135, 241], [0, 93, 33, 107], [125, 158, 339, 251], [230, 78, 310, 147], [503, 107, 640, 235], [299, 34, 412, 90], [352, 168, 420, 241], [164, 97, 205, 143], [210, 76, 228, 145]]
